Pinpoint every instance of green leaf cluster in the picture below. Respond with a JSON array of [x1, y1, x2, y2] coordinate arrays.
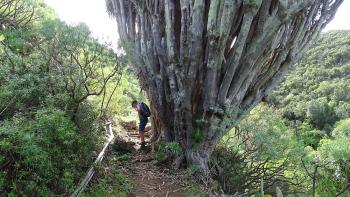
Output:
[[216, 31, 350, 196], [0, 0, 135, 195], [154, 142, 182, 161], [0, 108, 95, 195]]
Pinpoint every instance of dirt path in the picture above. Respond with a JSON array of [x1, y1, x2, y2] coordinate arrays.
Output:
[[120, 151, 193, 197], [114, 120, 207, 197]]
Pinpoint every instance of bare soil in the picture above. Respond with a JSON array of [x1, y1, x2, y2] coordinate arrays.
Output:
[[115, 120, 207, 197], [120, 151, 197, 197]]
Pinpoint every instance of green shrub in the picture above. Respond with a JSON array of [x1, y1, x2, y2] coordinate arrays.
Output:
[[186, 165, 201, 176], [333, 119, 350, 137], [82, 156, 133, 197], [0, 116, 53, 196], [116, 154, 131, 163], [0, 108, 98, 195], [154, 142, 182, 161], [301, 129, 325, 149], [0, 1, 127, 195], [211, 105, 305, 195], [315, 132, 350, 196]]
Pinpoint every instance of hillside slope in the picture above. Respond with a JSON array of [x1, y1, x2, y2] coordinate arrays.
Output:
[[269, 31, 350, 131]]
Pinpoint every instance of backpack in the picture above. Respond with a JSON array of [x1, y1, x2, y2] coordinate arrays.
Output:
[[140, 102, 151, 117]]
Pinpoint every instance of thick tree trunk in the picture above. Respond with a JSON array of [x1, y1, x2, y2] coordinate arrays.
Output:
[[185, 144, 216, 175], [151, 118, 217, 177], [105, 0, 343, 174], [150, 101, 225, 174]]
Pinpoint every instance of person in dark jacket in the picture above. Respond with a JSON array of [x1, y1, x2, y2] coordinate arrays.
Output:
[[131, 100, 150, 150]]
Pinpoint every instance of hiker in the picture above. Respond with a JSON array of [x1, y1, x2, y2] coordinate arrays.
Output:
[[131, 100, 151, 150]]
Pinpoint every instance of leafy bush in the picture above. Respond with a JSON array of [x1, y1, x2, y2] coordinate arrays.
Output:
[[82, 156, 133, 197], [186, 165, 201, 176], [301, 129, 325, 149], [0, 116, 52, 196], [307, 98, 336, 130], [0, 0, 132, 194], [154, 142, 182, 161], [0, 108, 98, 195], [211, 105, 305, 195], [333, 119, 350, 137], [0, 0, 132, 196], [316, 135, 350, 196]]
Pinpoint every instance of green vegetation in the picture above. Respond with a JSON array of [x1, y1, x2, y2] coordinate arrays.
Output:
[[0, 109, 97, 195], [189, 127, 205, 149], [269, 31, 350, 132], [184, 184, 205, 197], [82, 156, 133, 197], [268, 31, 350, 196], [0, 0, 140, 196], [212, 105, 303, 195], [213, 31, 350, 196], [1, 0, 349, 196], [154, 142, 182, 161]]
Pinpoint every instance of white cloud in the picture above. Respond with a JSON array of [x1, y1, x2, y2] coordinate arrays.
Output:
[[324, 0, 350, 32], [45, 0, 119, 48]]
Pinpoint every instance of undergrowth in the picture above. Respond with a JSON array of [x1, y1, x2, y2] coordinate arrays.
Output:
[[153, 141, 182, 161], [82, 155, 133, 197]]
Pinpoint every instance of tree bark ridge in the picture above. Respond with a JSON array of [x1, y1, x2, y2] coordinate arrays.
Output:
[[105, 0, 343, 173]]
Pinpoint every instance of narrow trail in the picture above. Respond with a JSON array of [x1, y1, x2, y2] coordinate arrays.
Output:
[[121, 152, 192, 197], [115, 120, 205, 197]]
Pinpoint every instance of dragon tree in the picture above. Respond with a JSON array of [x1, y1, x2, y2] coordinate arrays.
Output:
[[105, 0, 343, 174]]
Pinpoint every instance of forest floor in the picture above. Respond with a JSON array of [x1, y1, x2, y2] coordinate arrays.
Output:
[[106, 119, 208, 197], [120, 150, 198, 197]]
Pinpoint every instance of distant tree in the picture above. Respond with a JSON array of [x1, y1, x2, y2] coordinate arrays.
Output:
[[298, 119, 350, 197], [106, 0, 343, 174], [0, 0, 34, 28], [262, 30, 350, 196], [268, 31, 350, 129], [307, 98, 336, 130], [33, 22, 122, 116], [0, 0, 126, 122]]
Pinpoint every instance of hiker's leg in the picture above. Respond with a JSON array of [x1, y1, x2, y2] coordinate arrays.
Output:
[[140, 131, 145, 143], [139, 117, 147, 147], [139, 130, 146, 150]]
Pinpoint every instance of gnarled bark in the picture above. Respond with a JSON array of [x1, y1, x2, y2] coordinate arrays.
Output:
[[105, 0, 343, 174]]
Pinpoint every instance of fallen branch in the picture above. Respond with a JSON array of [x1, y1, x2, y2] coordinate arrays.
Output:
[[70, 122, 115, 197]]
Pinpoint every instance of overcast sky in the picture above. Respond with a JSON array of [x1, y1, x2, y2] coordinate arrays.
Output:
[[45, 0, 119, 48], [45, 0, 350, 48]]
